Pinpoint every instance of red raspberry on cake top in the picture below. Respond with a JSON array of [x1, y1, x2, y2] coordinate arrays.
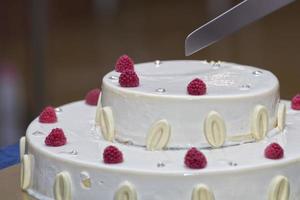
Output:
[[184, 147, 207, 169], [187, 78, 207, 95], [85, 88, 101, 106], [115, 54, 134, 73], [45, 128, 67, 147], [103, 145, 123, 164], [264, 143, 284, 160], [119, 70, 139, 87], [39, 106, 57, 123], [291, 94, 300, 110]]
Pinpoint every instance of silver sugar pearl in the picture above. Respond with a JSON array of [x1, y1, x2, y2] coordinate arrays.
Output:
[[212, 61, 222, 69], [55, 107, 63, 113], [228, 161, 238, 166], [240, 84, 251, 90], [157, 162, 165, 168], [252, 70, 263, 76], [32, 131, 45, 136], [154, 60, 161, 67], [59, 149, 78, 155], [155, 88, 166, 93], [109, 75, 119, 81]]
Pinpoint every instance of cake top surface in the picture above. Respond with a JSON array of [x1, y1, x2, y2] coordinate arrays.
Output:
[[103, 60, 279, 98], [26, 101, 300, 175]]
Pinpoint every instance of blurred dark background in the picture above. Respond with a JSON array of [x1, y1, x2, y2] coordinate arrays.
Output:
[[0, 0, 299, 147]]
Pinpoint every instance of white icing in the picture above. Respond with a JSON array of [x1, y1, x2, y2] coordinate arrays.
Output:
[[20, 154, 32, 190], [101, 61, 279, 147], [251, 105, 269, 141], [54, 171, 72, 200], [24, 101, 300, 200], [146, 119, 171, 151], [268, 175, 290, 200], [203, 111, 226, 148], [277, 103, 286, 131], [20, 136, 26, 161], [114, 181, 137, 200], [192, 184, 215, 200]]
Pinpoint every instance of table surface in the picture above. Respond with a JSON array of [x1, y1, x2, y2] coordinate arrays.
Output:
[[0, 165, 37, 200]]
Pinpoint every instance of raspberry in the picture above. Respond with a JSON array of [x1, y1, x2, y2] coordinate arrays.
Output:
[[187, 78, 206, 95], [184, 147, 207, 169], [115, 55, 134, 73], [103, 145, 123, 164], [291, 94, 300, 110], [264, 143, 284, 159], [119, 70, 139, 87], [39, 106, 57, 123], [85, 88, 101, 106], [45, 128, 67, 147]]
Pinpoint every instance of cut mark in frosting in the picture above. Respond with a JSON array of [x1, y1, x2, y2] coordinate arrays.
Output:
[[268, 175, 290, 200], [97, 106, 115, 141], [277, 103, 286, 131], [19, 136, 26, 161], [251, 105, 269, 141], [192, 184, 215, 200], [80, 171, 91, 189], [146, 119, 171, 151], [20, 154, 32, 190], [54, 171, 72, 200], [204, 111, 226, 148], [114, 181, 137, 200]]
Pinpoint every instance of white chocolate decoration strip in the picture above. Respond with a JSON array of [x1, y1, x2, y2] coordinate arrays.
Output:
[[20, 154, 32, 190], [114, 181, 137, 200], [277, 103, 286, 131], [192, 184, 215, 200], [146, 119, 171, 151], [19, 136, 26, 161], [54, 171, 72, 200], [95, 93, 103, 125], [97, 106, 115, 142], [268, 175, 290, 200], [204, 111, 226, 148], [251, 105, 269, 141]]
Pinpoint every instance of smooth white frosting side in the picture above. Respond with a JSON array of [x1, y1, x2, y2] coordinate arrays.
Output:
[[25, 101, 300, 200], [101, 60, 279, 147]]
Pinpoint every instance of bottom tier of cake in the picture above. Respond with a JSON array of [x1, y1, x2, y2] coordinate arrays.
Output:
[[22, 101, 300, 200]]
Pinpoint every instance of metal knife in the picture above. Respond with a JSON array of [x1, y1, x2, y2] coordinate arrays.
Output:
[[185, 0, 295, 56]]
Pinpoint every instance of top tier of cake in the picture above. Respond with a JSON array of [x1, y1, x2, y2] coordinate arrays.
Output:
[[101, 60, 280, 148]]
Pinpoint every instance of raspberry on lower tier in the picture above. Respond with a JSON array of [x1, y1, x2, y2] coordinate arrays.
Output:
[[39, 106, 57, 123], [184, 147, 207, 169], [103, 145, 123, 164]]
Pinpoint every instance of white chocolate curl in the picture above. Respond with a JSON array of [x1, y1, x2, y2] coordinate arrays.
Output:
[[114, 181, 137, 200], [54, 171, 72, 200], [251, 105, 269, 141], [192, 184, 215, 200], [146, 119, 171, 151], [98, 106, 115, 141], [268, 175, 290, 200], [20, 154, 32, 190], [277, 103, 286, 131], [204, 111, 226, 148], [19, 136, 26, 161]]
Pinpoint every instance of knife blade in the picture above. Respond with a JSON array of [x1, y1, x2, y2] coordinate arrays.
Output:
[[185, 0, 295, 56]]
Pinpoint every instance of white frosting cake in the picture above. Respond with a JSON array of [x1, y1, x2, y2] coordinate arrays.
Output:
[[21, 60, 300, 200]]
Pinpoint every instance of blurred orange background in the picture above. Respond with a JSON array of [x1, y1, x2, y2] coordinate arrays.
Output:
[[0, 0, 299, 146]]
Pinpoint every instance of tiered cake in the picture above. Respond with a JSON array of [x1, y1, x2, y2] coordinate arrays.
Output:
[[20, 59, 300, 200]]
